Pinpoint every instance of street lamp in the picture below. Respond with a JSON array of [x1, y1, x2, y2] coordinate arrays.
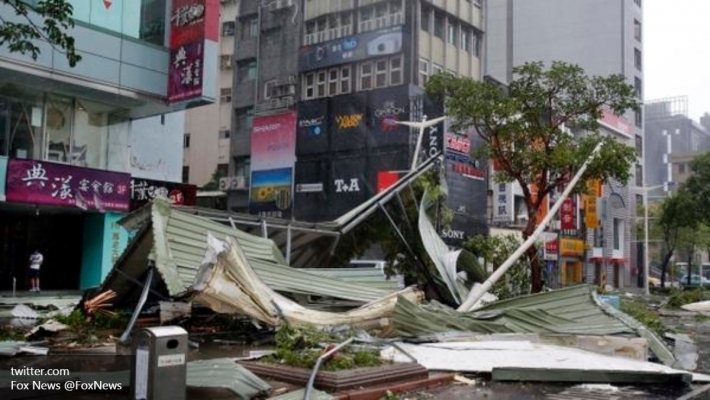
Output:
[[639, 183, 669, 295]]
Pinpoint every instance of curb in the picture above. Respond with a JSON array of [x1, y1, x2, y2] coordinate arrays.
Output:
[[332, 373, 456, 400]]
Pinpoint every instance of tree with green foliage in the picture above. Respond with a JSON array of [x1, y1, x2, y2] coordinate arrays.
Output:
[[676, 224, 710, 285], [1, 0, 80, 66], [425, 61, 639, 293], [685, 151, 710, 224], [655, 188, 701, 287], [463, 234, 531, 299]]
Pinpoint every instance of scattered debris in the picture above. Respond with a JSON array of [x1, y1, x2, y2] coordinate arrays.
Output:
[[381, 341, 706, 384], [681, 300, 710, 313], [453, 374, 477, 385], [159, 301, 191, 323], [10, 304, 39, 320], [26, 319, 69, 338], [83, 290, 117, 317], [666, 333, 698, 371], [191, 234, 423, 330], [0, 341, 49, 357], [268, 388, 334, 400], [574, 383, 620, 393]]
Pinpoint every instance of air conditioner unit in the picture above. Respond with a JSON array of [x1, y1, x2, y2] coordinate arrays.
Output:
[[287, 75, 296, 84], [286, 84, 296, 95]]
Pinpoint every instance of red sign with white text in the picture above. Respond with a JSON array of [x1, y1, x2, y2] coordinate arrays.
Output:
[[600, 108, 633, 138], [560, 197, 576, 230]]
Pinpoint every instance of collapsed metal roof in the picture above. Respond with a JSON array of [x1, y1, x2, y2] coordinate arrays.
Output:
[[393, 285, 634, 337]]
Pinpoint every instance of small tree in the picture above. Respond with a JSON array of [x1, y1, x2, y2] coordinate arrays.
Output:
[[426, 61, 639, 293], [1, 0, 81, 66], [676, 224, 710, 285], [656, 188, 701, 287], [202, 168, 226, 191]]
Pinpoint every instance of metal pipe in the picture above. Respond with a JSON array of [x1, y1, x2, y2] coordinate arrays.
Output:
[[12, 277, 16, 297], [644, 188, 650, 295], [304, 338, 354, 400], [286, 224, 292, 265], [261, 219, 268, 238], [119, 267, 154, 344], [411, 115, 428, 171], [457, 142, 604, 311]]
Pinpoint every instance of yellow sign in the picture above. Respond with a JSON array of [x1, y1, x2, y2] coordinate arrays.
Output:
[[560, 238, 585, 257], [587, 179, 603, 197], [335, 114, 363, 129], [584, 195, 599, 229]]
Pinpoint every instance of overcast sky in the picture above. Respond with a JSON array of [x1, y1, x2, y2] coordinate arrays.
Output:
[[644, 0, 710, 121]]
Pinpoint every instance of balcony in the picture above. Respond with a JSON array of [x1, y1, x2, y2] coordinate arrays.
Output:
[[358, 12, 404, 33], [303, 25, 354, 46]]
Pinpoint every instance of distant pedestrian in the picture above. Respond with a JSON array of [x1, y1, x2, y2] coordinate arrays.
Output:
[[28, 249, 43, 292]]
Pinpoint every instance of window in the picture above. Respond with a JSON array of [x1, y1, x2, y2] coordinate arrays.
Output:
[[432, 63, 444, 76], [390, 56, 402, 86], [236, 107, 254, 130], [222, 21, 235, 37], [238, 60, 257, 81], [634, 77, 642, 99], [635, 135, 643, 157], [241, 17, 258, 39], [303, 73, 315, 99], [634, 48, 642, 71], [636, 194, 643, 207], [419, 58, 429, 86], [183, 134, 190, 148], [635, 108, 643, 128], [220, 55, 232, 70], [460, 28, 469, 51], [613, 218, 622, 250], [217, 163, 229, 176], [316, 71, 327, 97], [447, 23, 456, 44], [434, 13, 444, 39], [679, 163, 686, 174], [340, 66, 351, 94], [234, 157, 251, 180], [220, 88, 232, 103], [264, 79, 277, 100], [635, 164, 643, 186], [249, 18, 259, 37], [472, 32, 481, 57], [633, 19, 641, 41], [359, 61, 373, 90], [328, 68, 339, 95], [421, 5, 430, 32], [182, 166, 190, 183], [375, 59, 388, 88], [634, 0, 641, 8], [219, 130, 230, 140]]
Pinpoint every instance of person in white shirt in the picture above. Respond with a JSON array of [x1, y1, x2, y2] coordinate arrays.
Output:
[[29, 250, 43, 292]]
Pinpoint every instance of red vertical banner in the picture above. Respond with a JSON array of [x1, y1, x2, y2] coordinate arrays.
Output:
[[560, 197, 576, 230]]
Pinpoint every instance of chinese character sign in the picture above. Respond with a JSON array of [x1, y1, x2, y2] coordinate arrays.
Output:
[[493, 182, 514, 222], [129, 178, 197, 211], [5, 159, 131, 212], [560, 197, 577, 230], [167, 0, 219, 104]]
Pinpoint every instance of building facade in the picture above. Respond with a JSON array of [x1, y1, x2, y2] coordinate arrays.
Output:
[[0, 0, 213, 290], [644, 97, 710, 197], [182, 0, 238, 187], [224, 0, 487, 247], [486, 0, 644, 288]]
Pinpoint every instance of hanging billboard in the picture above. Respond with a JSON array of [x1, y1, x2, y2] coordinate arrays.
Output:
[[296, 98, 329, 156], [366, 85, 411, 147], [249, 112, 297, 218], [329, 92, 368, 152]]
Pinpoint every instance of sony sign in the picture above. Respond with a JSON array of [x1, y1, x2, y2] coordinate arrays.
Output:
[[440, 229, 466, 240]]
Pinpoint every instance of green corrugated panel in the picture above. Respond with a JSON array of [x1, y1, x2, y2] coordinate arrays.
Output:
[[393, 285, 634, 338]]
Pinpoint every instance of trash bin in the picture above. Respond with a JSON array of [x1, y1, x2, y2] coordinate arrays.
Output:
[[130, 326, 188, 400]]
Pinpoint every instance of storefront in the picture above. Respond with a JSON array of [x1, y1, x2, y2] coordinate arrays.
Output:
[[559, 237, 586, 286], [0, 158, 131, 291]]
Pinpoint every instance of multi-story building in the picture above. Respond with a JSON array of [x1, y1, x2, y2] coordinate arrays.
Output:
[[644, 97, 710, 196], [0, 0, 217, 290], [224, 0, 487, 247], [486, 0, 644, 288], [182, 0, 238, 187]]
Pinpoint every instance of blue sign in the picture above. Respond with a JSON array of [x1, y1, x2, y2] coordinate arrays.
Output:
[[300, 26, 403, 71]]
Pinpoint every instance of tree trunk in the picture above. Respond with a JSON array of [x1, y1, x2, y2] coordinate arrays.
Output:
[[522, 217, 543, 293], [659, 250, 673, 288]]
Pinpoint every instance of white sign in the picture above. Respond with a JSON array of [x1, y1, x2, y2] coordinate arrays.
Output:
[[157, 353, 185, 368], [296, 183, 323, 193], [135, 347, 149, 399], [334, 178, 361, 193], [493, 182, 514, 222]]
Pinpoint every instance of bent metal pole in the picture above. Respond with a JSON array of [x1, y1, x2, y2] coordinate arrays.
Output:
[[457, 141, 604, 312]]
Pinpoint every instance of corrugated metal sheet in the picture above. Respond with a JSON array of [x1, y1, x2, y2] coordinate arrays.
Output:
[[393, 285, 634, 338], [104, 200, 397, 304]]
